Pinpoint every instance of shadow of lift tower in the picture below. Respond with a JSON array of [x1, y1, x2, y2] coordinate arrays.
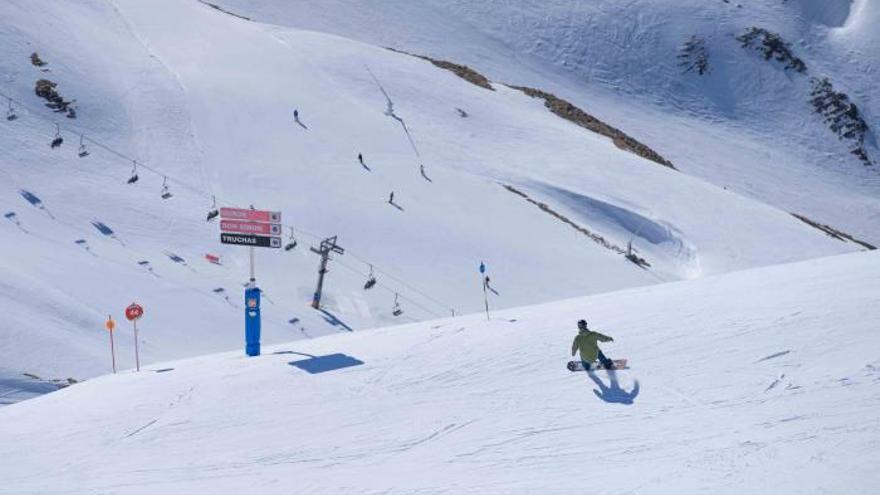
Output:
[[310, 235, 345, 310]]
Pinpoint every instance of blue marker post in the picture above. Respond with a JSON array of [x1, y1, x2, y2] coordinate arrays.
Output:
[[245, 285, 261, 356], [245, 244, 261, 357], [219, 207, 283, 357]]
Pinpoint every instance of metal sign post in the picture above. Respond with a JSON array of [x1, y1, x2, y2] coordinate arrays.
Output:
[[219, 207, 282, 357], [125, 303, 144, 371], [105, 315, 116, 374]]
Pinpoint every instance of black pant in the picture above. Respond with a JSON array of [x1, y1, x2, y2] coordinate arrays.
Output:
[[597, 350, 613, 369], [582, 350, 614, 370]]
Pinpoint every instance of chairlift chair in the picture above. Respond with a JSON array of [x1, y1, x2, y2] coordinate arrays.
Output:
[[206, 195, 219, 221], [363, 264, 377, 290], [77, 135, 89, 158], [284, 227, 298, 251], [127, 161, 139, 184], [6, 99, 17, 121], [50, 123, 63, 148], [392, 293, 403, 316], [160, 176, 173, 199]]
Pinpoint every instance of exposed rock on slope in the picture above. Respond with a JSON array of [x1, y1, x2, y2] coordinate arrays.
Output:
[[510, 85, 676, 169]]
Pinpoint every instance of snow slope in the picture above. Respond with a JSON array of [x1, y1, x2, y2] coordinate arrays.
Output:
[[215, 0, 880, 243], [0, 0, 867, 401], [1, 250, 878, 493]]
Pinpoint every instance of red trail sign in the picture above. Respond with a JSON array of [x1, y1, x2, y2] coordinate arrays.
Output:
[[219, 207, 281, 223], [220, 220, 281, 236]]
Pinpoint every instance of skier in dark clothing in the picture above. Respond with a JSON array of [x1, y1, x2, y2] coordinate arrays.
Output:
[[358, 153, 363, 163], [571, 319, 614, 370]]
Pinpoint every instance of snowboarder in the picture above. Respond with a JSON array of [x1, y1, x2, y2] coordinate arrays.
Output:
[[571, 319, 614, 370]]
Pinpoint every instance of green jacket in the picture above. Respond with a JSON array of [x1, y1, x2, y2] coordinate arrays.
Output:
[[571, 329, 613, 362]]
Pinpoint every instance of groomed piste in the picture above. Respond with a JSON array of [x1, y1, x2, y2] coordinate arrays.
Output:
[[1, 251, 878, 493]]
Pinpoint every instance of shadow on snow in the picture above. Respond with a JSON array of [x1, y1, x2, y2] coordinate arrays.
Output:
[[585, 369, 640, 405], [282, 351, 365, 374]]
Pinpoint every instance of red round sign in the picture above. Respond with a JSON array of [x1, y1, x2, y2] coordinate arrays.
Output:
[[125, 303, 144, 321]]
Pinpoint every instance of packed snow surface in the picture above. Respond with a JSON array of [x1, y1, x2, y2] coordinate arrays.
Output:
[[2, 0, 868, 401], [1, 250, 878, 493], [218, 0, 880, 242]]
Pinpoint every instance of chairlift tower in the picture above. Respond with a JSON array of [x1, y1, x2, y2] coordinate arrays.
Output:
[[310, 235, 344, 309]]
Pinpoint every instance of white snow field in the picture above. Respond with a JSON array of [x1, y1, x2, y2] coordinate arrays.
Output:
[[2, 0, 869, 402], [216, 0, 880, 244], [1, 250, 878, 494]]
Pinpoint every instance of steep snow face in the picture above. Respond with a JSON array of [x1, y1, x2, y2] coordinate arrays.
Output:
[[787, 0, 855, 27], [215, 0, 880, 245], [1, 251, 878, 493], [0, 0, 863, 401]]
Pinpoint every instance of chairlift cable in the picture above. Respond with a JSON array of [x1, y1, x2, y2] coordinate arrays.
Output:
[[0, 87, 457, 316]]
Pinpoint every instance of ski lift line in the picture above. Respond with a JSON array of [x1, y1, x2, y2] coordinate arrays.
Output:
[[331, 258, 449, 318], [0, 90, 200, 193], [285, 222, 454, 311], [267, 220, 456, 315], [1, 89, 397, 226], [342, 250, 457, 312], [285, 226, 456, 315], [339, 263, 455, 318], [1, 87, 457, 315]]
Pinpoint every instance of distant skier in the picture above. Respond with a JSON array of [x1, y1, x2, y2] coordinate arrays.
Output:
[[293, 108, 308, 129], [571, 319, 614, 370], [388, 191, 395, 204], [358, 153, 364, 164], [484, 275, 499, 296], [419, 163, 432, 182]]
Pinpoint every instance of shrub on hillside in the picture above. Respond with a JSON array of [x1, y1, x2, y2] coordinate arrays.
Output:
[[810, 77, 873, 165], [737, 27, 806, 73], [678, 35, 710, 75]]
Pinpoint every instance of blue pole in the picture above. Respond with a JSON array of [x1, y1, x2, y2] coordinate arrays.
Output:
[[245, 286, 261, 356]]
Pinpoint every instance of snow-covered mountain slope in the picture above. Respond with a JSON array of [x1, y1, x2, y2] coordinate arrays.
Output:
[[2, 250, 877, 494], [214, 0, 880, 244], [0, 0, 867, 401]]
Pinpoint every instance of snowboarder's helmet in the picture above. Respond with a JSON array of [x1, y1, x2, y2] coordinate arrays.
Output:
[[578, 319, 588, 330]]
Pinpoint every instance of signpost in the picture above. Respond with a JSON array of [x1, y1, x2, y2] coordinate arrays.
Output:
[[105, 315, 116, 374], [219, 207, 282, 357], [125, 302, 144, 371], [220, 220, 282, 236], [220, 233, 282, 248], [219, 207, 281, 223]]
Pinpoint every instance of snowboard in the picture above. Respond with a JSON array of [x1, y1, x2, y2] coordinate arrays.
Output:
[[567, 359, 628, 372]]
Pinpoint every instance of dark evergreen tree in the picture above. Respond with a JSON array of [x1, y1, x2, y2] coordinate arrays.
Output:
[[678, 35, 710, 76]]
